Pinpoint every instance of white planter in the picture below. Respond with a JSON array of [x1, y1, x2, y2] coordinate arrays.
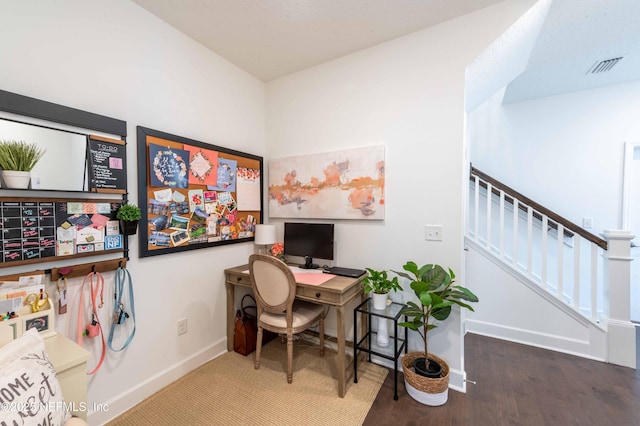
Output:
[[2, 171, 31, 189], [404, 376, 449, 406], [371, 292, 388, 310]]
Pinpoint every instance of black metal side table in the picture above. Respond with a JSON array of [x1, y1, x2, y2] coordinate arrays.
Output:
[[353, 298, 407, 400]]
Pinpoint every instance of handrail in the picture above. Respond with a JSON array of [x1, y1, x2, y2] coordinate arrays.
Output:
[[471, 165, 607, 250]]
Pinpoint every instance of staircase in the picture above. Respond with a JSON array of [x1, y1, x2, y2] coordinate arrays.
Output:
[[464, 166, 636, 368]]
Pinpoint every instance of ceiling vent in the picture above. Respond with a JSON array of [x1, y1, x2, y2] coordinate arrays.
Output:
[[587, 56, 624, 74]]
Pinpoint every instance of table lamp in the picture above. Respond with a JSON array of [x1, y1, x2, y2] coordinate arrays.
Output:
[[254, 224, 276, 254]]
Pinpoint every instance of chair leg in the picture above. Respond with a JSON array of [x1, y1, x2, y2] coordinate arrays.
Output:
[[319, 317, 325, 357], [287, 332, 293, 384], [254, 326, 263, 370]]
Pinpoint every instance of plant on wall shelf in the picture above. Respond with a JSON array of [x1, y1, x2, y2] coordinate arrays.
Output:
[[116, 203, 141, 221], [0, 139, 46, 189], [0, 139, 46, 171], [116, 203, 141, 235]]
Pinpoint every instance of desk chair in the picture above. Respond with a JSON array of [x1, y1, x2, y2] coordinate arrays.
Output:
[[249, 254, 325, 383]]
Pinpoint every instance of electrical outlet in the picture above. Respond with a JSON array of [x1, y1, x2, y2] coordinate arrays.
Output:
[[425, 225, 443, 241], [582, 217, 593, 229], [177, 318, 188, 336]]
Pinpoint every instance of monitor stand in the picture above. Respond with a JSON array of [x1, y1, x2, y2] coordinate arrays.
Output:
[[302, 256, 319, 269]]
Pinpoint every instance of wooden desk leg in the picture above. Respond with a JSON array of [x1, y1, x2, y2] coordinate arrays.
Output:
[[226, 281, 235, 352], [336, 304, 346, 398]]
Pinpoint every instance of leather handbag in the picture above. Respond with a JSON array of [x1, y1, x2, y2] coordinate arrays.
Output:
[[234, 295, 259, 356], [234, 294, 278, 356]]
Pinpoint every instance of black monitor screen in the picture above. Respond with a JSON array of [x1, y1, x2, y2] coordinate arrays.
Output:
[[284, 222, 334, 268]]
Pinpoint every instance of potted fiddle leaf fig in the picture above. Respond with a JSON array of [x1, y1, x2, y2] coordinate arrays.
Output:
[[393, 261, 478, 406], [116, 203, 141, 236], [362, 267, 403, 310], [0, 139, 46, 189]]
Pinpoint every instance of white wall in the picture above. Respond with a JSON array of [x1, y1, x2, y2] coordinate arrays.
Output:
[[469, 80, 640, 235], [266, 0, 535, 391], [465, 243, 606, 360], [0, 1, 265, 423]]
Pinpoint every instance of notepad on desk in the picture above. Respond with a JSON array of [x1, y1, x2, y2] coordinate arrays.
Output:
[[288, 266, 323, 274], [293, 272, 335, 286], [242, 266, 334, 285]]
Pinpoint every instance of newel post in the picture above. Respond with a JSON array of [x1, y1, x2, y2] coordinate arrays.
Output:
[[601, 229, 636, 369]]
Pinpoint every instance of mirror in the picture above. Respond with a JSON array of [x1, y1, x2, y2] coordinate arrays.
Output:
[[0, 118, 88, 191]]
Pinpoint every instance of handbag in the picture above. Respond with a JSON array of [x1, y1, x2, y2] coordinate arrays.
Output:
[[234, 295, 259, 356], [234, 294, 277, 356]]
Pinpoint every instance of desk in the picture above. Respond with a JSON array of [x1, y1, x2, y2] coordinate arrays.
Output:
[[224, 264, 365, 398]]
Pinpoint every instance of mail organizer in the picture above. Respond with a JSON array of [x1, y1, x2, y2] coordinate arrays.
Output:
[[0, 198, 125, 268], [0, 306, 56, 346]]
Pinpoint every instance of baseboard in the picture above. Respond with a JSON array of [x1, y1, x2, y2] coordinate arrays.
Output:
[[90, 338, 227, 425], [466, 319, 605, 362]]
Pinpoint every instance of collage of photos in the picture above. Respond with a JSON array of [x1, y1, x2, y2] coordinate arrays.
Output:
[[142, 135, 262, 254]]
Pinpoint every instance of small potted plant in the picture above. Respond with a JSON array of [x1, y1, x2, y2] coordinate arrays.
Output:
[[393, 261, 478, 406], [116, 203, 141, 236], [0, 139, 46, 189], [362, 268, 403, 310]]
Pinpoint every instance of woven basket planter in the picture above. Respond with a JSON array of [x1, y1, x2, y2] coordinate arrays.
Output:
[[402, 352, 450, 395]]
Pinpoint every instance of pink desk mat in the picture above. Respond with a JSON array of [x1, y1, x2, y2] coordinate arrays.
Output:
[[294, 273, 336, 286], [241, 270, 336, 286]]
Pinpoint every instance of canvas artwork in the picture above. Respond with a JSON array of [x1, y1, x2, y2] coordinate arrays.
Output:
[[268, 146, 385, 220], [149, 144, 189, 188], [184, 145, 218, 186]]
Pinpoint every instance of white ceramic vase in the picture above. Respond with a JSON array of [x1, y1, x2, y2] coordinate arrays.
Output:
[[2, 170, 31, 189], [371, 292, 388, 310], [376, 317, 389, 347]]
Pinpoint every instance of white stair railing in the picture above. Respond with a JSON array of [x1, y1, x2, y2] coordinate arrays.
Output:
[[467, 168, 608, 322]]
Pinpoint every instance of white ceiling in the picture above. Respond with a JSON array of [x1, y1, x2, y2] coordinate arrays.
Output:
[[132, 0, 640, 103], [502, 0, 640, 103], [131, 0, 505, 82]]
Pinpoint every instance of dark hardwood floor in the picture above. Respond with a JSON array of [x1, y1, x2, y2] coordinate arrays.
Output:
[[363, 329, 640, 426]]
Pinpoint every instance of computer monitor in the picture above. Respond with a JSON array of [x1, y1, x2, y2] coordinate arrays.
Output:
[[283, 222, 334, 269]]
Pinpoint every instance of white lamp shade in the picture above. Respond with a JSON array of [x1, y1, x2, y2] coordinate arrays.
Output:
[[254, 224, 277, 245]]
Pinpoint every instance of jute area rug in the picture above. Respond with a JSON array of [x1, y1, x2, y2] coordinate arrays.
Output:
[[108, 339, 387, 426]]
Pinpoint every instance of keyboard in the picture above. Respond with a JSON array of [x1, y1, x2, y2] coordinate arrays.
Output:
[[323, 266, 366, 278]]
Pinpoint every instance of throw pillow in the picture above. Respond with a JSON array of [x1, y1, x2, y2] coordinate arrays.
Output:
[[0, 328, 71, 426]]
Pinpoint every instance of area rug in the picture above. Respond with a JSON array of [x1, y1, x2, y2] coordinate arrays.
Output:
[[107, 339, 387, 426]]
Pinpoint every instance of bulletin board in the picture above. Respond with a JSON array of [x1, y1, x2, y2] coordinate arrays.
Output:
[[136, 126, 263, 258]]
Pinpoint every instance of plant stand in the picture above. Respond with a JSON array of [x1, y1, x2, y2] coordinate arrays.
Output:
[[353, 298, 407, 400]]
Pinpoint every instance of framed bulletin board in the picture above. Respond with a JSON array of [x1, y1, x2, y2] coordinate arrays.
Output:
[[136, 126, 263, 258]]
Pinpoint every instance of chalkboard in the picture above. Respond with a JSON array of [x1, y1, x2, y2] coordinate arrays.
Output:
[[87, 135, 127, 193], [0, 199, 122, 266]]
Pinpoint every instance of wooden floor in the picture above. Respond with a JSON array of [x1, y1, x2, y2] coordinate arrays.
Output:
[[363, 329, 640, 426]]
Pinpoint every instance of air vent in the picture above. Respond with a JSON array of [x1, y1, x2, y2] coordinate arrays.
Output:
[[587, 56, 623, 74]]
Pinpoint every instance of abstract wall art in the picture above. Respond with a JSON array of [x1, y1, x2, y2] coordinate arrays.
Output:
[[268, 146, 385, 220]]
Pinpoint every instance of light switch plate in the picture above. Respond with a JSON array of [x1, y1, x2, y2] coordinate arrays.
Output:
[[425, 225, 443, 241]]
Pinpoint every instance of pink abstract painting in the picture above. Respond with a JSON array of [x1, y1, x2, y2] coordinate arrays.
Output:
[[268, 146, 385, 220]]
